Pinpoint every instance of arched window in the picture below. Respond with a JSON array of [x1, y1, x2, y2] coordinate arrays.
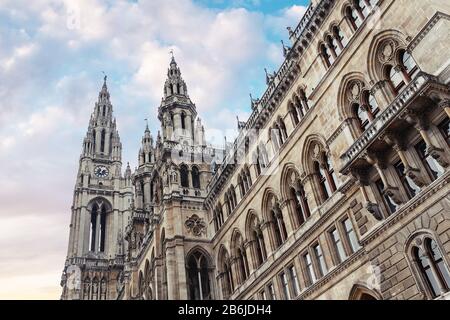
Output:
[[400, 50, 418, 76], [187, 250, 212, 300], [326, 35, 337, 62], [345, 5, 362, 31], [191, 166, 200, 189], [89, 202, 107, 252], [232, 232, 249, 284], [229, 185, 237, 210], [332, 26, 345, 54], [100, 129, 106, 153], [279, 118, 288, 142], [247, 214, 267, 268], [138, 271, 145, 299], [181, 112, 186, 130], [271, 125, 281, 152], [320, 43, 331, 68], [238, 175, 244, 197], [314, 153, 337, 202], [356, 0, 370, 17], [180, 165, 189, 188], [289, 103, 300, 126], [412, 237, 450, 298], [386, 65, 404, 94], [289, 184, 310, 228], [294, 95, 305, 118], [270, 209, 286, 248], [353, 102, 369, 132], [219, 248, 234, 298]]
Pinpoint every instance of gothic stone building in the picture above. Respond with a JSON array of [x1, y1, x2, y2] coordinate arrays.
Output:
[[61, 0, 450, 300]]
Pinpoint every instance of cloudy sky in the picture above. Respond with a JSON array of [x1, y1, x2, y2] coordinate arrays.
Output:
[[0, 0, 308, 299]]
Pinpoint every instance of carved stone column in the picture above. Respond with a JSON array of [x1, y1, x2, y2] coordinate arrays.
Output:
[[405, 111, 449, 168], [438, 99, 450, 119], [383, 133, 427, 187], [244, 240, 255, 274], [350, 167, 383, 221], [365, 151, 403, 205]]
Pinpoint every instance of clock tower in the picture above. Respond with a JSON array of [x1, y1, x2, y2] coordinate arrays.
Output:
[[60, 77, 133, 300]]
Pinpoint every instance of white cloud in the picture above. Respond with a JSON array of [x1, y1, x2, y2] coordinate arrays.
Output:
[[0, 0, 308, 299]]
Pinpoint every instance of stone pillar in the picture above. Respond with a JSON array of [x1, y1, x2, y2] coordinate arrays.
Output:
[[439, 99, 450, 118], [95, 212, 101, 252], [230, 258, 240, 288], [95, 129, 102, 154], [371, 81, 392, 109], [104, 128, 111, 157], [143, 178, 151, 208], [173, 113, 181, 140], [244, 241, 255, 274], [279, 201, 294, 237], [260, 221, 272, 257], [175, 244, 188, 299], [78, 206, 88, 255]]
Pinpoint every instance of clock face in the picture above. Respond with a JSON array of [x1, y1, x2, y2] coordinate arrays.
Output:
[[94, 165, 109, 178]]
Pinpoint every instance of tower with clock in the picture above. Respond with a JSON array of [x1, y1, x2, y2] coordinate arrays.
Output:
[[62, 58, 221, 300], [61, 77, 133, 300]]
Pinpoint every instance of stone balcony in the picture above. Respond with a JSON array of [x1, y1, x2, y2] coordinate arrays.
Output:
[[340, 72, 439, 173]]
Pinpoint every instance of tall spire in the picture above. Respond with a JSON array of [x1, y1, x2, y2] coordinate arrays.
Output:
[[81, 76, 122, 162], [163, 55, 188, 99], [139, 121, 154, 167]]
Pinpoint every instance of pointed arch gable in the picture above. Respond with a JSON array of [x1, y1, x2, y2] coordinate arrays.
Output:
[[280, 163, 301, 201], [367, 29, 409, 83], [261, 188, 280, 220], [301, 134, 329, 174], [186, 246, 214, 268], [349, 283, 382, 300], [337, 71, 370, 121], [244, 210, 261, 239]]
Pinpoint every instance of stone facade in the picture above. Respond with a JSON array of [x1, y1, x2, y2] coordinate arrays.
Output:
[[61, 0, 450, 300]]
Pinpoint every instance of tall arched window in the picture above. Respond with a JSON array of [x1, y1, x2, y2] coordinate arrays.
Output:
[[219, 248, 234, 298], [279, 118, 288, 142], [89, 201, 107, 252], [247, 214, 267, 268], [138, 271, 145, 299], [320, 43, 331, 68], [181, 112, 186, 130], [385, 49, 418, 96], [311, 146, 338, 203], [345, 5, 362, 31], [180, 164, 189, 188], [411, 236, 450, 298], [266, 194, 287, 250], [271, 125, 281, 151], [326, 35, 337, 62], [187, 250, 212, 300], [316, 156, 337, 201], [332, 26, 345, 54], [232, 232, 249, 284], [270, 209, 286, 248], [230, 185, 237, 210], [289, 184, 310, 228], [289, 103, 300, 126], [100, 129, 106, 153], [191, 166, 200, 189]]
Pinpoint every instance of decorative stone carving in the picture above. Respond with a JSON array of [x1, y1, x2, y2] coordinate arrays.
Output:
[[378, 39, 399, 64], [366, 202, 383, 221], [185, 214, 207, 236]]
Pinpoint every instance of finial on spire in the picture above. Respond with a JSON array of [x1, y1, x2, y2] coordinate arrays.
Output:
[[102, 71, 107, 84], [144, 118, 149, 130]]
